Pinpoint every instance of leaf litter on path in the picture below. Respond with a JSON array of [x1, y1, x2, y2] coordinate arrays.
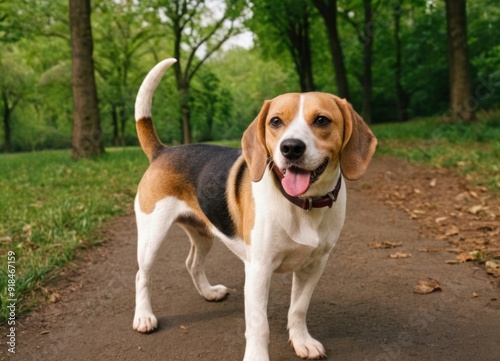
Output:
[[413, 278, 443, 294], [389, 252, 412, 259], [369, 241, 403, 249], [370, 158, 500, 273], [486, 260, 500, 277]]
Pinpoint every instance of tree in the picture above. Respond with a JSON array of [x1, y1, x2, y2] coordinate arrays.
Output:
[[0, 51, 31, 152], [445, 0, 474, 122], [93, 0, 160, 146], [69, 0, 104, 158], [191, 70, 220, 141], [251, 0, 316, 93], [312, 0, 350, 99], [393, 0, 409, 121], [157, 0, 247, 144], [282, 0, 316, 92]]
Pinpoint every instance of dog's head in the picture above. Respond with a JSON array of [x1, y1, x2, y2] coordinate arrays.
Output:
[[242, 92, 377, 197]]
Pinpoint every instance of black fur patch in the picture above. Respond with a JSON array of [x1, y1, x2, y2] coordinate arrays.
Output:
[[163, 144, 242, 237]]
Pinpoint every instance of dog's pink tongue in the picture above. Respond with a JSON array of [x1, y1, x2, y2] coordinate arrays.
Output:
[[281, 169, 311, 196]]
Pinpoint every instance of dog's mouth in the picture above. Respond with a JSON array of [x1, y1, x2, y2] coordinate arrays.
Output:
[[280, 158, 329, 197]]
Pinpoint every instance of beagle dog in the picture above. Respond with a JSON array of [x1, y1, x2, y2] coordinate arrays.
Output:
[[132, 58, 377, 360]]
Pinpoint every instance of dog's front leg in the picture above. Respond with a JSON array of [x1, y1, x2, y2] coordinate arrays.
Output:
[[243, 260, 273, 361], [288, 255, 329, 359]]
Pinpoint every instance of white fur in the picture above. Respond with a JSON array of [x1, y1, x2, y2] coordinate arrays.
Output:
[[242, 168, 345, 360], [134, 58, 177, 121]]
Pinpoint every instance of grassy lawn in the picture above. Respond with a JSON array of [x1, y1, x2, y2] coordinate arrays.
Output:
[[372, 112, 500, 191], [0, 148, 148, 322]]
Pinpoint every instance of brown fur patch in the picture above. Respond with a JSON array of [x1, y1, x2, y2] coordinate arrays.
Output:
[[226, 156, 255, 244], [303, 93, 345, 162], [137, 153, 208, 226], [136, 117, 164, 162], [333, 97, 377, 180]]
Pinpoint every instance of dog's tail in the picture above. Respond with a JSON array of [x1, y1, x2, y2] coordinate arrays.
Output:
[[135, 58, 177, 162]]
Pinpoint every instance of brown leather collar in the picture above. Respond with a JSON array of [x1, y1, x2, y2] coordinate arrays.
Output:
[[272, 166, 342, 211]]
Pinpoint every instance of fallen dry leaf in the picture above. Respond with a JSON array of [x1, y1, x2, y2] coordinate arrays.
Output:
[[369, 241, 403, 249], [485, 260, 500, 277], [49, 292, 61, 303], [445, 259, 459, 264], [456, 252, 476, 263], [413, 278, 443, 294], [455, 192, 469, 201], [429, 178, 437, 187], [389, 252, 412, 259], [435, 217, 447, 223], [0, 236, 12, 243], [445, 225, 460, 237], [468, 205, 488, 215], [468, 191, 479, 199], [22, 224, 32, 241], [419, 247, 444, 253], [472, 292, 479, 298]]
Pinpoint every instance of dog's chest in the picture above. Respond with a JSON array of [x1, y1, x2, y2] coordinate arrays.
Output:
[[274, 213, 340, 272], [251, 174, 346, 272]]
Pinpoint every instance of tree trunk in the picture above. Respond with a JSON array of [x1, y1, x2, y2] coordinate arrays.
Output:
[[172, 21, 192, 144], [288, 7, 315, 92], [301, 11, 315, 92], [69, 0, 104, 158], [2, 90, 11, 153], [179, 84, 192, 145], [312, 0, 350, 99], [111, 102, 120, 146], [361, 0, 373, 123], [445, 0, 474, 122], [119, 104, 127, 146], [394, 0, 409, 121]]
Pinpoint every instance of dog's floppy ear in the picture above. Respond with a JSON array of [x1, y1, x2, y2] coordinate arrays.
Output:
[[334, 97, 377, 180], [242, 100, 271, 182]]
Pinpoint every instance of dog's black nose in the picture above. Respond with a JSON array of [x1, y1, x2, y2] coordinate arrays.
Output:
[[280, 139, 306, 160]]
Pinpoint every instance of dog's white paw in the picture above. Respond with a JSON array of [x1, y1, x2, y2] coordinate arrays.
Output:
[[133, 312, 158, 333], [203, 284, 229, 301], [289, 333, 327, 360]]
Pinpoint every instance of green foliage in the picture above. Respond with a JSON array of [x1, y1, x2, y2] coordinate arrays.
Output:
[[374, 111, 500, 142], [208, 47, 298, 139], [373, 112, 500, 190], [0, 148, 147, 321], [0, 0, 499, 149]]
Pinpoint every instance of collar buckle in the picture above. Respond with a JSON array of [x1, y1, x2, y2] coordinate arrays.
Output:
[[305, 198, 313, 211]]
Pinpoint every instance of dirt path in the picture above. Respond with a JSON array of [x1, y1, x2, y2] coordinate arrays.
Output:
[[2, 156, 499, 361]]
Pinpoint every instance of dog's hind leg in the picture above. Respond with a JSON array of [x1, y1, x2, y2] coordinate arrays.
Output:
[[180, 224, 229, 301], [133, 197, 177, 333]]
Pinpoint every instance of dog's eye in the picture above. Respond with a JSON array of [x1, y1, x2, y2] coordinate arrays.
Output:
[[313, 116, 331, 127], [270, 117, 283, 128]]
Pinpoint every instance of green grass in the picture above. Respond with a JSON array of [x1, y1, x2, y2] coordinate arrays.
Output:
[[372, 112, 500, 191], [0, 148, 148, 322]]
